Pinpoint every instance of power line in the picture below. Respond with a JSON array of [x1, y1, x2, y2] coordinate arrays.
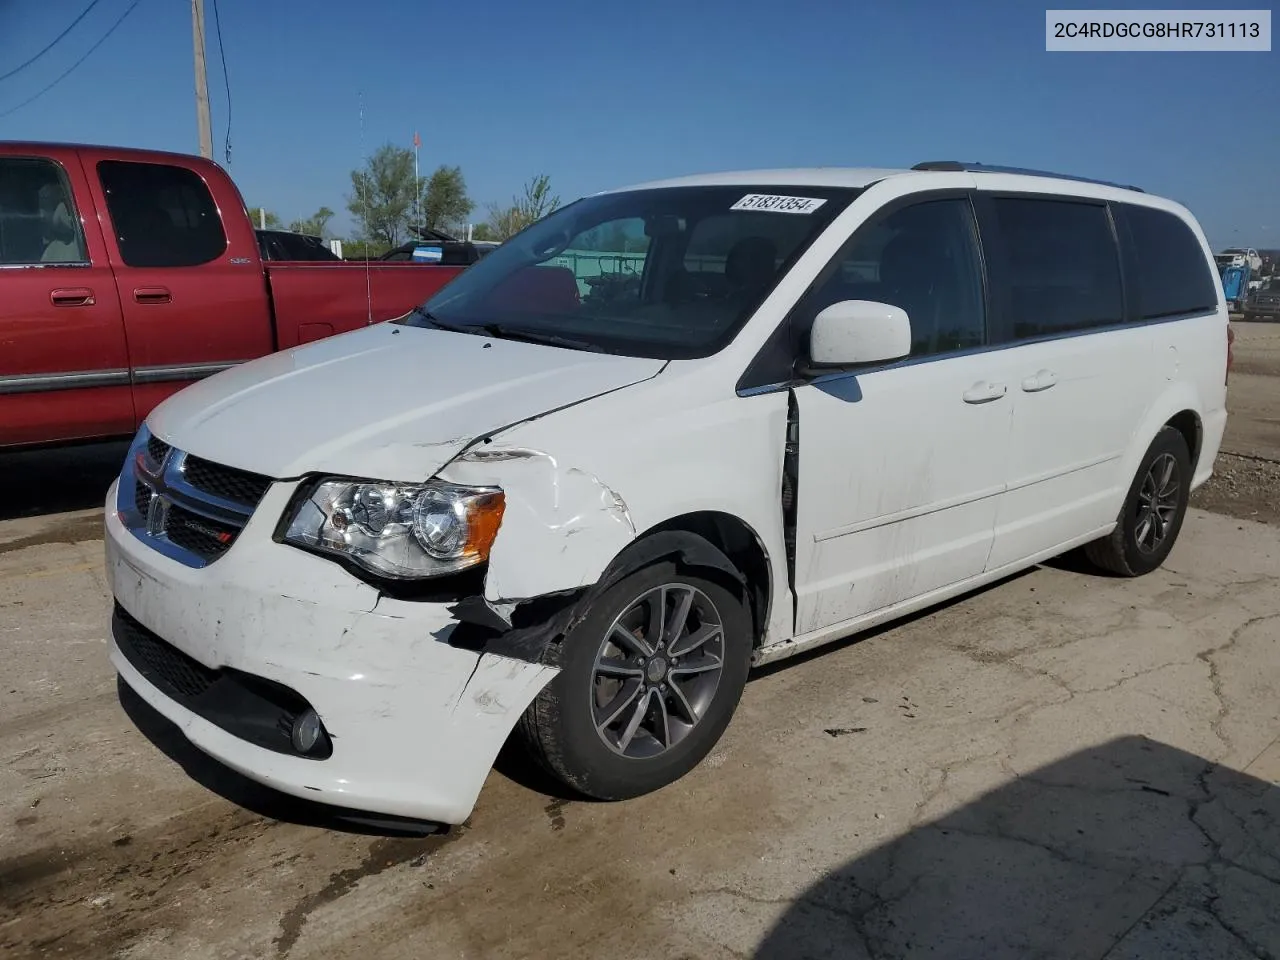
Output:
[[211, 0, 232, 165], [0, 0, 143, 120], [0, 0, 105, 83]]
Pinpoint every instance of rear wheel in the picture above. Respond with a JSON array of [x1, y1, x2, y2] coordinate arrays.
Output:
[[519, 559, 752, 800], [1084, 426, 1191, 577]]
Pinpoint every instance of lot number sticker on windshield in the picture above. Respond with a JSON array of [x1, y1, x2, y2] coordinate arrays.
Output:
[[731, 194, 827, 214]]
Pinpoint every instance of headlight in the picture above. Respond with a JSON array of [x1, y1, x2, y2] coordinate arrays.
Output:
[[284, 478, 504, 579]]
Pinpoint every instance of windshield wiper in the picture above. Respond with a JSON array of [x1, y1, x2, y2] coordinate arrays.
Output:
[[409, 308, 604, 353], [408, 306, 473, 333], [474, 324, 605, 353]]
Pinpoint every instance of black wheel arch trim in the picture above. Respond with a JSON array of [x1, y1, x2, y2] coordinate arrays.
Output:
[[447, 530, 747, 665]]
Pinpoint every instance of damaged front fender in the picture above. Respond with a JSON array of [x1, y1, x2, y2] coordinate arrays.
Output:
[[442, 444, 638, 604]]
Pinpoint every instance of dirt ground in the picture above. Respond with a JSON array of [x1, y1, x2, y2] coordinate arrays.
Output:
[[1190, 320, 1280, 525], [1, 323, 1278, 960]]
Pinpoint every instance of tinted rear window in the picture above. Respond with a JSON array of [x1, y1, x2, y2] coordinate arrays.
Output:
[[98, 160, 227, 267], [1116, 204, 1218, 320]]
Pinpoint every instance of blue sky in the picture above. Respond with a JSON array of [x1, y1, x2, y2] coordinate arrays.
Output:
[[1, 0, 1275, 247]]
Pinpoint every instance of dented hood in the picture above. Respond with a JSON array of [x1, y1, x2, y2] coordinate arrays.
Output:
[[146, 324, 665, 480]]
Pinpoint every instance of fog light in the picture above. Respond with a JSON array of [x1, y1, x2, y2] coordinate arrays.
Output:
[[291, 709, 323, 753]]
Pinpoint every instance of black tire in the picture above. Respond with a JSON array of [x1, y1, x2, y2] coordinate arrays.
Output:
[[1085, 425, 1192, 577], [518, 559, 752, 801]]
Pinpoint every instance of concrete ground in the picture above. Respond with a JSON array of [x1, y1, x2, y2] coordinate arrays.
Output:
[[2, 324, 1279, 960]]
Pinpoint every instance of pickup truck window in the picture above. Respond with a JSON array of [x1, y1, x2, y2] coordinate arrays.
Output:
[[0, 157, 89, 266], [407, 184, 858, 360], [98, 160, 227, 268]]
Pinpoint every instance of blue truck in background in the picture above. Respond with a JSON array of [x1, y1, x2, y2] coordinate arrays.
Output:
[[1220, 263, 1251, 313]]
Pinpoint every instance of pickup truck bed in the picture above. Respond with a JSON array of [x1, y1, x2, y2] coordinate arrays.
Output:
[[0, 142, 465, 448]]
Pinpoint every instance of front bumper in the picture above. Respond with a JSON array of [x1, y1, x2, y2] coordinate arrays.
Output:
[[105, 478, 557, 825]]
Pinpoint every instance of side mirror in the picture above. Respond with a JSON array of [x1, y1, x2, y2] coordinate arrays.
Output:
[[808, 299, 912, 369]]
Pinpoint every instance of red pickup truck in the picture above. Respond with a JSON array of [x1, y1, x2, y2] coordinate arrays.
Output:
[[0, 142, 465, 448]]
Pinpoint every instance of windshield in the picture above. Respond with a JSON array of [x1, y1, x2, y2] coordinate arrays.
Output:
[[400, 184, 859, 359]]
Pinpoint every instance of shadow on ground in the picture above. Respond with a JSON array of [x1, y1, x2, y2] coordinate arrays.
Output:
[[755, 736, 1279, 959], [0, 441, 130, 521]]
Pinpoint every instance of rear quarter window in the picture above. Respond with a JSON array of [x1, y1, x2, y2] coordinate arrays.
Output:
[[98, 160, 227, 268], [1115, 204, 1219, 320]]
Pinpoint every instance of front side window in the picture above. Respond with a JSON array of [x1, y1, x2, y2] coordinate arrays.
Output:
[[0, 157, 89, 266], [1115, 204, 1218, 320], [992, 198, 1123, 339], [792, 197, 987, 359], [402, 185, 859, 359], [98, 160, 227, 268]]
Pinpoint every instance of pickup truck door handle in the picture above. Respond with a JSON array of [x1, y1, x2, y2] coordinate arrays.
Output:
[[962, 381, 1008, 404], [1021, 369, 1058, 392], [133, 286, 172, 304], [49, 287, 95, 307]]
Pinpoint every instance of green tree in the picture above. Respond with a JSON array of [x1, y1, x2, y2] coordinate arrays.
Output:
[[247, 205, 281, 229], [347, 144, 418, 247], [485, 174, 561, 240], [289, 206, 335, 239], [336, 235, 393, 260], [419, 165, 473, 235], [471, 222, 498, 242]]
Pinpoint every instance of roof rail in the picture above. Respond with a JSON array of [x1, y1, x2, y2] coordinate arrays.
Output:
[[910, 161, 1144, 193]]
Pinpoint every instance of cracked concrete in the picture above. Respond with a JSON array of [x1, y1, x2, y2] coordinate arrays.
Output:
[[0, 504, 1278, 959]]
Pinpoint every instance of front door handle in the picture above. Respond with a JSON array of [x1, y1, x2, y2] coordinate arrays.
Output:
[[134, 286, 172, 304], [50, 287, 95, 307], [1021, 369, 1058, 392], [962, 381, 1008, 404]]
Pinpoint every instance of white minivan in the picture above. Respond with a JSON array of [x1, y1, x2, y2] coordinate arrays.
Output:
[[105, 162, 1231, 826]]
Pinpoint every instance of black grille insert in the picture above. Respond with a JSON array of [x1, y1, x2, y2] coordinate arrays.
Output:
[[164, 503, 237, 560], [114, 603, 218, 700], [133, 479, 152, 517], [112, 603, 330, 759], [182, 456, 272, 507], [146, 435, 171, 467]]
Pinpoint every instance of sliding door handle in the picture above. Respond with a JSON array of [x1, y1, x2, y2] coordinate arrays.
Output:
[[1021, 369, 1058, 392], [962, 381, 1008, 404]]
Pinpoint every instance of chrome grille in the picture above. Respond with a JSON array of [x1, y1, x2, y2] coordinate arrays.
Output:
[[118, 426, 272, 569]]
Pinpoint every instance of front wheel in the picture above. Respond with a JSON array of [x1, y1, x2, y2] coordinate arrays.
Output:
[[1084, 425, 1192, 577], [518, 560, 752, 801]]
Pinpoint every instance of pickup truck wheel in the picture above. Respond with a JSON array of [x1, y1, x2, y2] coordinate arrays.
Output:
[[1084, 426, 1191, 577], [519, 560, 751, 801]]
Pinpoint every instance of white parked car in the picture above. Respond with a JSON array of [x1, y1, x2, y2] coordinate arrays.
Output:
[[105, 162, 1231, 826]]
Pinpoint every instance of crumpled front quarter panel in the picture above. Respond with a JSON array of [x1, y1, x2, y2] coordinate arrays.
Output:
[[440, 363, 793, 644]]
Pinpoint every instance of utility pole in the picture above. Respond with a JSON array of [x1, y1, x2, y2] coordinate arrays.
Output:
[[192, 0, 213, 159]]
